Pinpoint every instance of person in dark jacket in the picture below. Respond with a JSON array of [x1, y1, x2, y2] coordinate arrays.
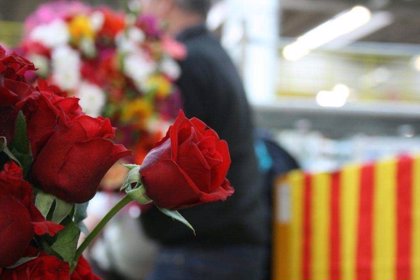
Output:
[[140, 1, 269, 279]]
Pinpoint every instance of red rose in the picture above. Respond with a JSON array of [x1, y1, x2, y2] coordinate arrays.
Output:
[[0, 194, 33, 267], [31, 115, 130, 203], [0, 47, 35, 81], [0, 47, 37, 143], [0, 78, 36, 143], [0, 163, 63, 267], [23, 84, 82, 156], [0, 46, 36, 107], [71, 256, 100, 280], [1, 254, 70, 280], [139, 111, 234, 209]]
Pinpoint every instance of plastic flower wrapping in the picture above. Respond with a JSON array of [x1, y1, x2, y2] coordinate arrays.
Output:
[[0, 46, 233, 278], [19, 1, 186, 164]]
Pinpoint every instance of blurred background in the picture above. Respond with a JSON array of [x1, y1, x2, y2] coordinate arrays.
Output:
[[2, 0, 420, 172], [2, 2, 420, 279]]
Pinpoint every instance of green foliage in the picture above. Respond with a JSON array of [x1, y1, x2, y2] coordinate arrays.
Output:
[[51, 221, 81, 266], [10, 111, 32, 176], [158, 207, 196, 235], [35, 192, 56, 218], [51, 199, 73, 224], [0, 136, 20, 165]]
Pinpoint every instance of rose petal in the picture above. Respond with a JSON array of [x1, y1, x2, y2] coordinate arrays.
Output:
[[0, 195, 34, 267], [32, 221, 64, 236]]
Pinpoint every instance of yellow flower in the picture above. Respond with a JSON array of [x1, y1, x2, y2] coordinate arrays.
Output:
[[121, 99, 153, 128], [68, 15, 95, 43], [146, 74, 171, 99]]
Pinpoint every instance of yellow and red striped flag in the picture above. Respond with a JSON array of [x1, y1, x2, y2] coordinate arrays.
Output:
[[273, 154, 420, 280]]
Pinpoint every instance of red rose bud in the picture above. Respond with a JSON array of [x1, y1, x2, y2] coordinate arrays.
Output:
[[0, 195, 33, 267], [139, 111, 234, 210], [31, 115, 130, 203]]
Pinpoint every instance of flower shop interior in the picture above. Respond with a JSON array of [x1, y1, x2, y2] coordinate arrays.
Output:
[[1, 0, 420, 279]]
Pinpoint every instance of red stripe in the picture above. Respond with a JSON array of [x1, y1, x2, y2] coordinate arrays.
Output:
[[330, 171, 341, 280], [396, 156, 413, 280], [302, 174, 312, 280], [356, 163, 374, 280]]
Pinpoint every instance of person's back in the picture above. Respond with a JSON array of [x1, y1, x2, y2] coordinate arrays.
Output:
[[140, 1, 269, 279]]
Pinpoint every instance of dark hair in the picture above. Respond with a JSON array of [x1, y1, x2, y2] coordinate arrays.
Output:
[[174, 0, 211, 17]]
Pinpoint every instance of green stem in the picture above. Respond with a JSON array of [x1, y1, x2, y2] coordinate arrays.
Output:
[[74, 194, 133, 261]]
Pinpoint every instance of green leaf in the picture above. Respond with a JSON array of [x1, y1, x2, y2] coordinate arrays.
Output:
[[126, 184, 152, 204], [7, 255, 39, 269], [78, 221, 89, 236], [11, 111, 30, 155], [51, 221, 81, 264], [52, 198, 73, 224], [0, 136, 20, 165], [121, 165, 141, 191], [123, 163, 140, 170], [157, 207, 196, 235], [74, 202, 89, 224], [35, 192, 56, 218], [0, 137, 6, 151], [74, 202, 90, 235], [35, 192, 73, 223], [10, 111, 33, 175]]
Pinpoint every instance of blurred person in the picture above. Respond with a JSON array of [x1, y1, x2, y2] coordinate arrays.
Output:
[[139, 0, 270, 280]]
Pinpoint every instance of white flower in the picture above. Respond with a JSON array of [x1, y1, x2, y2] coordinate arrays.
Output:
[[128, 27, 145, 43], [77, 82, 106, 117], [80, 38, 96, 58], [160, 56, 181, 80], [90, 11, 105, 31], [116, 34, 137, 54], [116, 27, 145, 54], [146, 118, 171, 134], [51, 46, 81, 91], [30, 20, 69, 48], [124, 51, 156, 91]]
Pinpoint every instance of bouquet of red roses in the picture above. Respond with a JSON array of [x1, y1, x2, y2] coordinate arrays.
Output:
[[0, 47, 234, 279]]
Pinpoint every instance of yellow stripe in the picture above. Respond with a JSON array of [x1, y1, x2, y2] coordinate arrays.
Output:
[[311, 172, 330, 280], [272, 176, 291, 280], [412, 156, 420, 280], [373, 159, 397, 280], [340, 164, 360, 280], [289, 171, 304, 280]]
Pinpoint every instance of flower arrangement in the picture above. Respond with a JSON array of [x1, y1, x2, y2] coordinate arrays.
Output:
[[20, 1, 185, 164], [0, 47, 233, 279]]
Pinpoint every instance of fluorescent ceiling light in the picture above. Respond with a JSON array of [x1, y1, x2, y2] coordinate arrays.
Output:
[[283, 6, 391, 61], [326, 11, 393, 49], [316, 84, 351, 108]]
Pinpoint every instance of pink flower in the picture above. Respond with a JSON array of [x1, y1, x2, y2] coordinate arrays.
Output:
[[23, 1, 90, 38]]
